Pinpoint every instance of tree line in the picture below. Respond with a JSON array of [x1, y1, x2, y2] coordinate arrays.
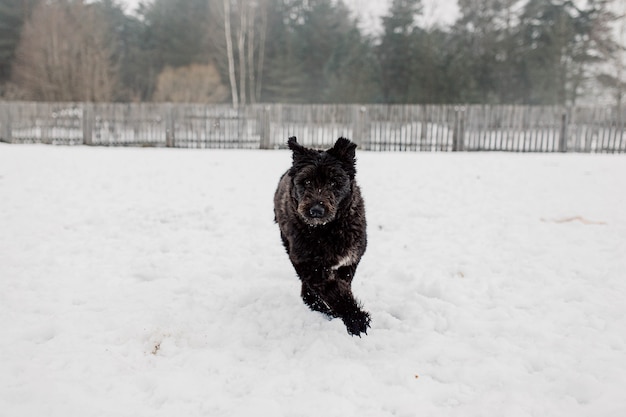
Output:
[[0, 0, 623, 106]]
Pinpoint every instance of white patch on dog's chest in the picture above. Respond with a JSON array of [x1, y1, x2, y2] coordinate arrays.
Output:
[[331, 253, 357, 270]]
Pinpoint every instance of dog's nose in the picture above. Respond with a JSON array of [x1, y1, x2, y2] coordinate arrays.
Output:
[[309, 204, 326, 218]]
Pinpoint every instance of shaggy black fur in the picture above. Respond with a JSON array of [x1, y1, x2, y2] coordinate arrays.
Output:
[[274, 136, 370, 336]]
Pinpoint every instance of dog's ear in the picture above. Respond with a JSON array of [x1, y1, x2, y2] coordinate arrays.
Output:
[[330, 137, 357, 160], [328, 137, 357, 177], [287, 136, 299, 151], [287, 136, 317, 174], [288, 136, 310, 159]]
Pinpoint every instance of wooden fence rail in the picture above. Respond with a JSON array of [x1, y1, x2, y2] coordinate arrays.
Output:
[[0, 102, 624, 152]]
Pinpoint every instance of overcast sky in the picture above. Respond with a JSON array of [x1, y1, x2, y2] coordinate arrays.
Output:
[[119, 0, 460, 35], [344, 0, 459, 33], [344, 0, 458, 33]]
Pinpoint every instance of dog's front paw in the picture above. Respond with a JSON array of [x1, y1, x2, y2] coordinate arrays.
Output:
[[343, 310, 371, 337]]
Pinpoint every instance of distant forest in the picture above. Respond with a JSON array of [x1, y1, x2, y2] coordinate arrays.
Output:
[[0, 0, 624, 105]]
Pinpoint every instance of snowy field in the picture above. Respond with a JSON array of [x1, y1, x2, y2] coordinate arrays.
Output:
[[1, 144, 625, 417]]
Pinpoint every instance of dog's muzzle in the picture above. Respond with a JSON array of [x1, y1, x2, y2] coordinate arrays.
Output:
[[308, 203, 326, 219], [299, 201, 334, 226]]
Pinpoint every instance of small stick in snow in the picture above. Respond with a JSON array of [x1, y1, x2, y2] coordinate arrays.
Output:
[[541, 216, 606, 225]]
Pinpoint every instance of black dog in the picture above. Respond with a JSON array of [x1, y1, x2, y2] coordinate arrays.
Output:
[[274, 137, 370, 336]]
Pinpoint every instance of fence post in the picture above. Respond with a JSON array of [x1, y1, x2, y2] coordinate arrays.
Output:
[[259, 105, 271, 149], [559, 110, 568, 152], [420, 105, 428, 149], [613, 104, 626, 153], [453, 106, 465, 151], [165, 103, 174, 147], [0, 102, 11, 143], [352, 105, 368, 149], [83, 103, 94, 145], [40, 102, 51, 145]]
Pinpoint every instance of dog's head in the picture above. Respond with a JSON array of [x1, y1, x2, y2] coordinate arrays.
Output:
[[287, 136, 358, 226]]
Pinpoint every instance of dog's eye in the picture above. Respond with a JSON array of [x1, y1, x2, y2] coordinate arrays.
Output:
[[304, 180, 312, 187], [330, 181, 336, 188]]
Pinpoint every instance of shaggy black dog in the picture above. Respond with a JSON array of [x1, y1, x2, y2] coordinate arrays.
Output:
[[274, 136, 370, 336]]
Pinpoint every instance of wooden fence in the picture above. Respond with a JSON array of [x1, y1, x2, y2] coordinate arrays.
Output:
[[0, 102, 624, 152]]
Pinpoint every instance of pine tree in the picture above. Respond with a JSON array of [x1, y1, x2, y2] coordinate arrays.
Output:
[[0, 0, 37, 89], [378, 0, 422, 103], [518, 0, 617, 104]]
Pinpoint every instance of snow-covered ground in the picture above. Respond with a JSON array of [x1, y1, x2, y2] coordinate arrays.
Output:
[[1, 144, 625, 417]]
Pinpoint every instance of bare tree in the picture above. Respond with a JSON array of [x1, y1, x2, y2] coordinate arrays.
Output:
[[153, 63, 229, 102], [223, 0, 239, 107], [616, 10, 626, 109], [247, 1, 256, 103], [602, 1, 626, 109], [237, 0, 248, 105], [12, 0, 118, 101], [255, 0, 268, 102], [220, 0, 267, 106]]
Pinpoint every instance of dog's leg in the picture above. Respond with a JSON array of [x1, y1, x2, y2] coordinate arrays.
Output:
[[315, 278, 370, 336], [301, 282, 335, 317], [294, 263, 334, 315], [294, 262, 370, 336], [335, 264, 371, 334]]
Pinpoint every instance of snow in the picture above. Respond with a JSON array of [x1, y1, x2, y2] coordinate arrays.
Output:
[[1, 144, 625, 416]]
